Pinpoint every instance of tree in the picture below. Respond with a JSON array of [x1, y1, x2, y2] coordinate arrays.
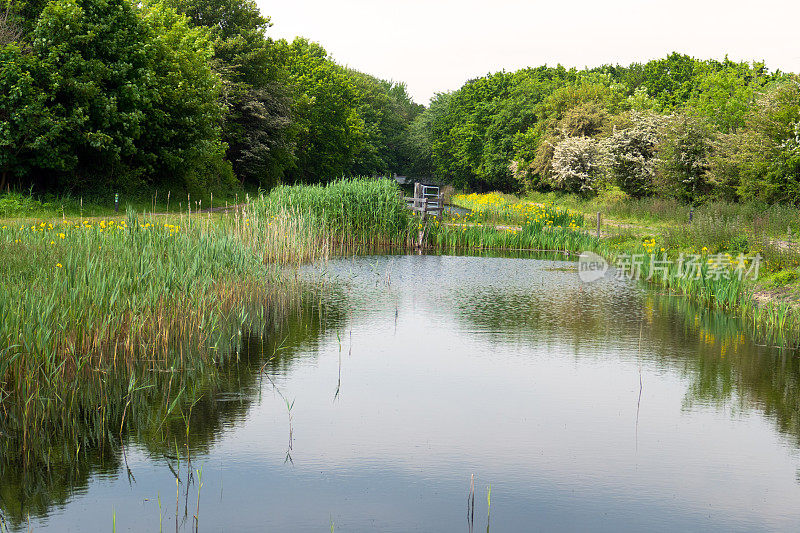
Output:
[[710, 79, 800, 203], [276, 38, 365, 182], [524, 82, 619, 187], [0, 44, 65, 191], [638, 53, 704, 110], [686, 63, 763, 134], [164, 0, 295, 188], [602, 111, 666, 197], [654, 113, 714, 203], [550, 136, 604, 195], [12, 0, 229, 193]]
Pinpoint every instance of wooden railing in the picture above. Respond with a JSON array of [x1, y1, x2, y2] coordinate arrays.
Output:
[[404, 182, 443, 219]]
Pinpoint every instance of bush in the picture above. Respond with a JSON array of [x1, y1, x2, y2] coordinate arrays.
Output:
[[602, 112, 666, 198], [550, 136, 604, 195], [654, 112, 715, 203]]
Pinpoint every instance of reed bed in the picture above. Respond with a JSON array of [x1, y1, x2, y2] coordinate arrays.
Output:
[[247, 178, 417, 262], [0, 210, 297, 467], [428, 220, 597, 253]]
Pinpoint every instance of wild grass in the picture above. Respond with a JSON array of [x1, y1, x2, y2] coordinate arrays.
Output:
[[247, 178, 416, 261], [0, 209, 296, 467], [526, 188, 800, 237], [0, 187, 247, 219]]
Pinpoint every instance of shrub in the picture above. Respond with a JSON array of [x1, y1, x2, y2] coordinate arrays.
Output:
[[654, 112, 715, 203], [550, 136, 604, 195], [603, 112, 666, 198]]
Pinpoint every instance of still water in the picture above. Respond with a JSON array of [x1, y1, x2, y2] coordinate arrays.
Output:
[[7, 253, 800, 531]]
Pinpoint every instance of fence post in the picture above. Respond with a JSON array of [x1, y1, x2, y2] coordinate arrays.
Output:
[[115, 192, 119, 213], [596, 212, 601, 239], [689, 206, 694, 223]]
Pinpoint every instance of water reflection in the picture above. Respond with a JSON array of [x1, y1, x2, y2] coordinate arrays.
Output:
[[3, 253, 800, 531]]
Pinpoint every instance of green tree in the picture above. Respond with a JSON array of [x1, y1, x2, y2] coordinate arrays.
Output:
[[276, 38, 364, 182], [686, 63, 763, 133], [711, 80, 800, 203], [602, 111, 666, 197], [164, 0, 295, 188], [20, 0, 229, 192], [523, 81, 620, 187], [654, 112, 715, 203], [0, 44, 65, 191]]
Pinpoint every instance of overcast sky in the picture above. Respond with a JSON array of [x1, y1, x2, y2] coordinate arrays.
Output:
[[258, 0, 799, 105]]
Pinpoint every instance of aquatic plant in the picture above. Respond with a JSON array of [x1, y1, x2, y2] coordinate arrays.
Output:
[[247, 178, 416, 261], [0, 211, 300, 467]]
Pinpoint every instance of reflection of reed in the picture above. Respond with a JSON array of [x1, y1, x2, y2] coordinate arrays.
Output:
[[636, 320, 643, 453], [0, 287, 343, 525], [467, 474, 475, 533], [450, 264, 800, 456], [647, 294, 800, 448]]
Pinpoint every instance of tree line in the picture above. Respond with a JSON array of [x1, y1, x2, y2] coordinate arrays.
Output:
[[410, 54, 800, 205], [0, 0, 423, 195], [2, 0, 799, 206]]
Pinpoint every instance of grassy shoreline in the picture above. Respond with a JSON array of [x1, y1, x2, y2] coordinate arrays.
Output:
[[452, 190, 800, 348]]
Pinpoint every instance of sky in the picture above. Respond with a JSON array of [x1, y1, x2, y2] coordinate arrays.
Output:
[[258, 0, 800, 105]]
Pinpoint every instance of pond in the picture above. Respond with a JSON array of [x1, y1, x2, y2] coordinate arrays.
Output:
[[5, 253, 800, 531]]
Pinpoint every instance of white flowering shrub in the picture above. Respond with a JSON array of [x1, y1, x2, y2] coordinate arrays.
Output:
[[602, 112, 667, 198], [550, 136, 603, 195]]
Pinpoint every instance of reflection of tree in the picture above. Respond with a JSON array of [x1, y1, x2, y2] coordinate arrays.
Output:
[[0, 288, 346, 526], [453, 281, 800, 452], [450, 280, 645, 347], [647, 295, 800, 447]]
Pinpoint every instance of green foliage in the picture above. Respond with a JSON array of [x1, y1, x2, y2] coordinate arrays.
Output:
[[414, 53, 795, 209], [164, 0, 295, 188], [654, 112, 715, 203], [728, 80, 800, 204], [274, 39, 421, 184], [0, 43, 65, 190], [0, 0, 230, 194], [686, 63, 763, 133], [3, 2, 800, 211]]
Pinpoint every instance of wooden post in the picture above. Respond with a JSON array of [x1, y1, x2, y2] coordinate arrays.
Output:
[[596, 211, 601, 239], [689, 206, 694, 223]]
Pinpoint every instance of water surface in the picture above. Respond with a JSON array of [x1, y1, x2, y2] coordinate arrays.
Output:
[[6, 253, 800, 532]]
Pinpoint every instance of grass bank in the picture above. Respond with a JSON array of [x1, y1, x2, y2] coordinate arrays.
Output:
[[452, 190, 800, 348], [0, 187, 248, 219]]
